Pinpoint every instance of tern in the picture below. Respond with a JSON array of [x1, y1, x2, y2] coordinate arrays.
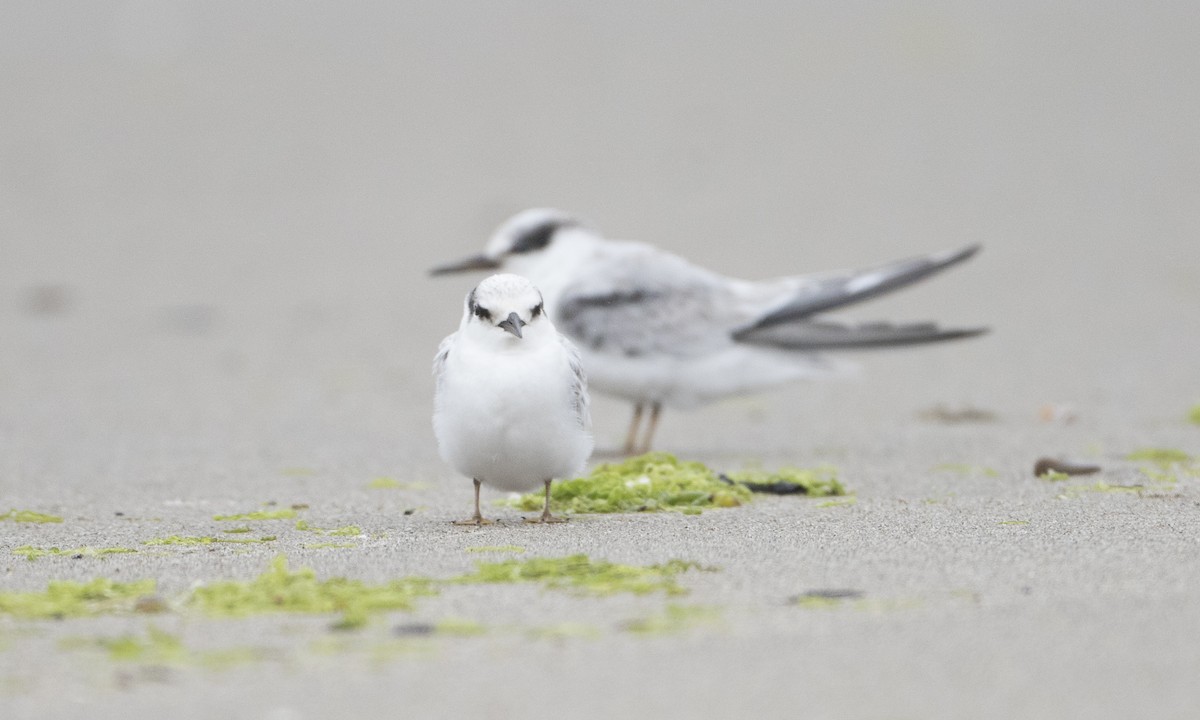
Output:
[[433, 273, 592, 524], [433, 209, 986, 454]]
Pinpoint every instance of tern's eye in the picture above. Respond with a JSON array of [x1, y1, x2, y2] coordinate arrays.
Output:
[[530, 302, 543, 319], [472, 304, 492, 322]]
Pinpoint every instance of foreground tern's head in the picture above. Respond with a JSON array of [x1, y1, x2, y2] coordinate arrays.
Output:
[[460, 273, 549, 343], [431, 208, 584, 276]]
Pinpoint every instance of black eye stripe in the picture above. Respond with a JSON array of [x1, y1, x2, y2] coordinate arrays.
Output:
[[473, 304, 492, 321], [531, 302, 543, 319], [510, 219, 576, 255]]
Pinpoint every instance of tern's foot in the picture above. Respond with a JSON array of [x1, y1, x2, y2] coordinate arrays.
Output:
[[525, 513, 568, 524], [452, 517, 495, 526]]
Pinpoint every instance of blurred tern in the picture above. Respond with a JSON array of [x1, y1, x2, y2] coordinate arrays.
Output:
[[433, 273, 592, 524], [432, 209, 986, 454]]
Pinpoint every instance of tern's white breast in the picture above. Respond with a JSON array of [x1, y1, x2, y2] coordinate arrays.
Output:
[[433, 336, 592, 491]]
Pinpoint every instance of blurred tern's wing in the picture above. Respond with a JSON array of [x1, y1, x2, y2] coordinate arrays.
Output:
[[736, 319, 988, 351], [736, 245, 981, 336], [555, 244, 761, 359]]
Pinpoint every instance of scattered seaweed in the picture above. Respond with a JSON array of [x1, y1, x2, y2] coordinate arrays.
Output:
[[451, 554, 708, 597], [622, 604, 721, 635], [0, 578, 157, 619], [143, 535, 276, 546], [1127, 448, 1192, 465], [65, 627, 269, 670], [529, 623, 601, 640], [1189, 405, 1200, 426], [510, 453, 751, 515], [817, 497, 857, 508], [12, 546, 137, 561], [720, 466, 845, 496], [932, 463, 1000, 477], [188, 556, 436, 630], [465, 545, 525, 554], [791, 589, 865, 609], [213, 509, 297, 522], [367, 477, 403, 489], [295, 520, 362, 536], [0, 509, 63, 523]]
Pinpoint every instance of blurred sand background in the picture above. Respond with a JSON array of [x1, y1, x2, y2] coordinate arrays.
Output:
[[2, 2, 1200, 718]]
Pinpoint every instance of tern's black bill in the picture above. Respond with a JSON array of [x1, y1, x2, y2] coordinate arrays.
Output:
[[497, 312, 524, 338], [429, 254, 501, 276]]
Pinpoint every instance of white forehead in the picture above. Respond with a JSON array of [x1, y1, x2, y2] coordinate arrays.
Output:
[[470, 273, 543, 309]]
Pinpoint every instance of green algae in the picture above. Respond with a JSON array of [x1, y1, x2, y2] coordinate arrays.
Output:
[[12, 546, 137, 561], [367, 477, 428, 490], [0, 578, 156, 619], [143, 535, 276, 546], [66, 627, 268, 670], [1127, 448, 1192, 466], [1189, 406, 1200, 425], [451, 554, 706, 597], [465, 545, 526, 554], [817, 497, 857, 508], [529, 623, 601, 640], [102, 626, 187, 663], [213, 508, 297, 522], [223, 526, 253, 534], [1061, 481, 1148, 498], [295, 520, 362, 536], [0, 509, 63, 523], [367, 476, 402, 489], [791, 589, 869, 610], [997, 520, 1030, 526], [1039, 470, 1071, 482], [723, 465, 846, 496], [510, 453, 751, 515], [623, 604, 721, 635], [188, 556, 436, 630], [304, 542, 355, 549], [932, 463, 999, 477]]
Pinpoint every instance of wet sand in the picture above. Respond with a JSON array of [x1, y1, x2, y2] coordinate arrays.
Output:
[[3, 3, 1200, 718]]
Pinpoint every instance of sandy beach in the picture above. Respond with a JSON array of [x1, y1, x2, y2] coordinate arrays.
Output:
[[3, 3, 1200, 718]]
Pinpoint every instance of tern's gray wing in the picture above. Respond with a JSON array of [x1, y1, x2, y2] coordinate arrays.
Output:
[[432, 333, 455, 387], [555, 248, 750, 359], [736, 319, 987, 351], [734, 245, 981, 337], [560, 335, 591, 429]]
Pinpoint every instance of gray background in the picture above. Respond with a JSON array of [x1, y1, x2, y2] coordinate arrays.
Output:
[[2, 2, 1199, 718]]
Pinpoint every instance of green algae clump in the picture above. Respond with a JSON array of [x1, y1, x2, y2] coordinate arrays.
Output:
[[12, 546, 137, 561], [0, 509, 64, 523], [213, 509, 297, 522], [1188, 406, 1200, 426], [724, 465, 846, 496], [0, 578, 156, 619], [511, 453, 751, 515], [452, 554, 706, 597], [188, 556, 436, 629]]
